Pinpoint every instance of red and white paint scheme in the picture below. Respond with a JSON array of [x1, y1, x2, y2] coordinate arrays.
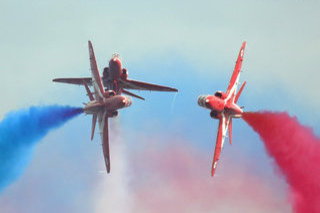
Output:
[[53, 40, 178, 173], [60, 41, 133, 173], [53, 42, 178, 101], [197, 42, 247, 177]]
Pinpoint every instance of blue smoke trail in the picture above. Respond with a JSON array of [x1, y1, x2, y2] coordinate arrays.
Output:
[[0, 105, 83, 192]]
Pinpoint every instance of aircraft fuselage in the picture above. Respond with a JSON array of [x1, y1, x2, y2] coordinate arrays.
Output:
[[198, 94, 243, 119], [102, 56, 127, 92], [83, 95, 132, 115]]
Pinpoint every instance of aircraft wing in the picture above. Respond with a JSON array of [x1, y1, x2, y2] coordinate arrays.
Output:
[[52, 77, 92, 85], [119, 78, 178, 92], [98, 111, 110, 173], [226, 42, 246, 101], [88, 40, 105, 101], [211, 112, 230, 177]]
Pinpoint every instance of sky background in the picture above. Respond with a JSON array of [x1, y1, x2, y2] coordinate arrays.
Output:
[[0, 0, 319, 212]]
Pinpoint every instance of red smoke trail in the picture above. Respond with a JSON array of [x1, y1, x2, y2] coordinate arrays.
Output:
[[242, 111, 320, 213], [128, 138, 290, 212]]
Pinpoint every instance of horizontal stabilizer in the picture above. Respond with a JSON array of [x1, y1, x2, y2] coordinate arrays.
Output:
[[91, 114, 97, 140], [82, 80, 94, 101], [122, 89, 145, 100], [235, 81, 246, 103], [229, 119, 232, 145]]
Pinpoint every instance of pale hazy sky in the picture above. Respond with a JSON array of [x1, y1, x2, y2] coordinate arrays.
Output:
[[0, 1, 319, 212], [0, 0, 319, 112]]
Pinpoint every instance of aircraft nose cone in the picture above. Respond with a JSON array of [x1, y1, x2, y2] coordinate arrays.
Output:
[[109, 57, 122, 69], [110, 57, 121, 65], [113, 57, 120, 63]]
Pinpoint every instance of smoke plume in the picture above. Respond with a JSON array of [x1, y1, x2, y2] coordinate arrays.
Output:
[[126, 136, 290, 212], [0, 105, 82, 192], [242, 111, 320, 213]]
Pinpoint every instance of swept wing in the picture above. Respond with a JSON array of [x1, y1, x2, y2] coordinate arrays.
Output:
[[88, 40, 105, 101], [53, 77, 92, 85], [97, 111, 110, 173], [211, 112, 231, 176], [226, 42, 246, 101]]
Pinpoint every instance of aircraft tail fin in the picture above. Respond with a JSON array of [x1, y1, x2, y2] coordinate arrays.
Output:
[[91, 114, 97, 140], [235, 81, 246, 103]]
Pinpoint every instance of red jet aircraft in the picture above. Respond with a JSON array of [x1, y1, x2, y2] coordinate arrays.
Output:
[[79, 41, 133, 173], [53, 41, 177, 173], [53, 43, 178, 100], [197, 42, 247, 177]]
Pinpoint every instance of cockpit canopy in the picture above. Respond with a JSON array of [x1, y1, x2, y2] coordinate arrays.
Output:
[[103, 67, 109, 78], [104, 90, 116, 98], [214, 91, 227, 99]]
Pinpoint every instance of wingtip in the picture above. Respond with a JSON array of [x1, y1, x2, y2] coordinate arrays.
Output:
[[211, 164, 216, 177], [242, 41, 246, 49], [168, 87, 178, 92], [88, 40, 93, 49], [211, 169, 215, 177], [166, 87, 178, 92], [165, 86, 178, 92]]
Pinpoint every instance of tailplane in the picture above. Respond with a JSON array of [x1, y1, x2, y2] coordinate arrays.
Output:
[[83, 80, 94, 101], [82, 80, 97, 140], [91, 115, 97, 140], [229, 119, 232, 145], [122, 89, 145, 100], [235, 81, 246, 103]]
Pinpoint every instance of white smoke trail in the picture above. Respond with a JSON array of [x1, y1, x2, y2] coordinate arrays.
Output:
[[92, 118, 133, 213], [170, 93, 178, 114]]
